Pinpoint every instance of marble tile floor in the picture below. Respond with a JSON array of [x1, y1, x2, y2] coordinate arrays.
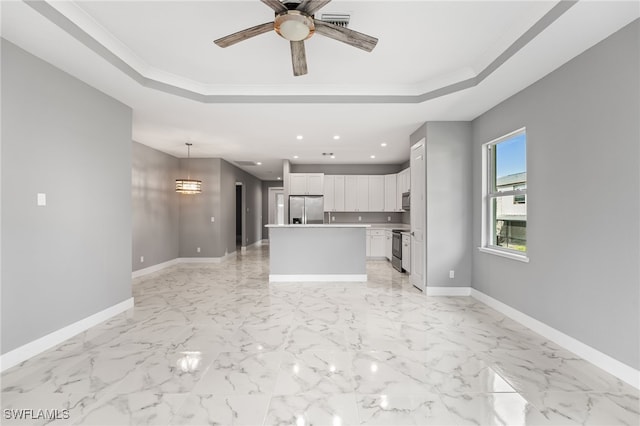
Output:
[[1, 245, 638, 425]]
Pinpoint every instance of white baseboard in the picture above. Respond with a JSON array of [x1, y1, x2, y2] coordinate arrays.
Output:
[[0, 297, 134, 372], [270, 274, 367, 282], [470, 289, 640, 390], [426, 286, 472, 296], [132, 259, 178, 279]]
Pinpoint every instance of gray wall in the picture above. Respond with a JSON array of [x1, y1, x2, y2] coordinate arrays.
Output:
[[1, 40, 132, 353], [425, 122, 473, 288], [471, 20, 639, 369], [178, 158, 222, 258], [220, 160, 263, 251], [132, 142, 179, 271]]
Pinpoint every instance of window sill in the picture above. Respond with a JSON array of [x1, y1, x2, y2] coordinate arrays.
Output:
[[477, 247, 529, 263]]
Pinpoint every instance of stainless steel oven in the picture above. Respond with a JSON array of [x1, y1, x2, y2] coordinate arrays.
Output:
[[392, 230, 403, 271]]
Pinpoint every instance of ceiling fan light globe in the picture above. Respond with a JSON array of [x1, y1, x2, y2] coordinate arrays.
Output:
[[279, 20, 309, 41], [275, 11, 315, 41]]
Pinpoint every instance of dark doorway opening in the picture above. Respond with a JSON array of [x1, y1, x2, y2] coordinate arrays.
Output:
[[236, 184, 242, 249]]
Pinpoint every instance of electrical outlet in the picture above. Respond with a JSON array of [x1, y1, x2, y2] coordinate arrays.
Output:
[[449, 270, 455, 279], [140, 256, 144, 263], [211, 216, 215, 222], [358, 216, 362, 221], [197, 247, 201, 253], [332, 216, 335, 222], [388, 216, 391, 221]]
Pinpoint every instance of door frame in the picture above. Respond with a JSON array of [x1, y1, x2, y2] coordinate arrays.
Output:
[[267, 187, 284, 239], [410, 139, 426, 292]]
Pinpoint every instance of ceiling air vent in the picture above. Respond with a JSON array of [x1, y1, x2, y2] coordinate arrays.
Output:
[[235, 160, 259, 166], [319, 13, 350, 28]]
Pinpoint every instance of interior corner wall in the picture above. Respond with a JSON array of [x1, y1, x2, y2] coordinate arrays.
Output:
[[132, 142, 179, 271], [471, 20, 640, 369], [1, 39, 133, 354], [425, 122, 473, 288], [220, 161, 263, 252]]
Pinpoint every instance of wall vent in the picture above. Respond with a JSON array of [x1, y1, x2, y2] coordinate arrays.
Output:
[[319, 13, 350, 28]]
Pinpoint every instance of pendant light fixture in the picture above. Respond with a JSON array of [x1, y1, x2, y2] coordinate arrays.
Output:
[[176, 142, 202, 194]]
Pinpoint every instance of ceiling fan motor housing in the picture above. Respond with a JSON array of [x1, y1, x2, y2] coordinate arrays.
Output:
[[274, 10, 315, 41]]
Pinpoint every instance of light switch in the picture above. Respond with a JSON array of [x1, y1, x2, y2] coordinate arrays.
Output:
[[37, 193, 47, 206], [211, 217, 215, 222]]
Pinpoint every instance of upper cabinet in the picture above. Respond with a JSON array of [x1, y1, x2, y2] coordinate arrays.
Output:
[[323, 175, 345, 211], [397, 168, 410, 210], [384, 174, 397, 212], [303, 169, 410, 212], [290, 173, 324, 195], [368, 176, 384, 211]]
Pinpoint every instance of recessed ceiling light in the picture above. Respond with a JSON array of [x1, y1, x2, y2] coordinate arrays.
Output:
[[256, 161, 262, 165], [380, 143, 387, 147], [333, 135, 340, 140], [370, 155, 376, 159], [330, 155, 336, 159], [277, 176, 281, 180], [296, 135, 303, 140], [293, 155, 299, 159]]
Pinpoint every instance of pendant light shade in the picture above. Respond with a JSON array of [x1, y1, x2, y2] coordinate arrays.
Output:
[[176, 143, 202, 194]]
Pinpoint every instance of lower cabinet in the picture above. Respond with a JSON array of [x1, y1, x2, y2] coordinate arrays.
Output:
[[384, 230, 392, 260], [402, 234, 411, 272], [366, 229, 386, 258]]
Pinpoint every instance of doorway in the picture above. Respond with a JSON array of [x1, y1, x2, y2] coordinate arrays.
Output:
[[267, 187, 284, 240], [235, 183, 245, 251]]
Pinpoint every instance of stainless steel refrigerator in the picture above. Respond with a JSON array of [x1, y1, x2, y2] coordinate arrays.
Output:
[[289, 196, 324, 224]]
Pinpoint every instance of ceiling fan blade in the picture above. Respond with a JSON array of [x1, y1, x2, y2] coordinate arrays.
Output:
[[290, 40, 308, 76], [214, 22, 274, 48], [314, 20, 378, 52], [298, 0, 331, 15], [261, 0, 288, 13]]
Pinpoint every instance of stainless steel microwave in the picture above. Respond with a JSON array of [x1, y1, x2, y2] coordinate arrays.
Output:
[[402, 192, 410, 210]]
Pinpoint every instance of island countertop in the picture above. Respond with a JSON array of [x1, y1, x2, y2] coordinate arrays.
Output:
[[264, 224, 371, 228]]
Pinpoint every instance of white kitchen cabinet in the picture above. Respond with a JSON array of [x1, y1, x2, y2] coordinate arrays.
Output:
[[397, 168, 410, 210], [367, 229, 386, 258], [384, 174, 397, 212], [324, 175, 335, 211], [334, 176, 345, 211], [385, 230, 392, 260], [402, 233, 411, 272], [344, 176, 358, 212], [357, 176, 369, 212], [368, 176, 384, 212], [289, 173, 324, 195]]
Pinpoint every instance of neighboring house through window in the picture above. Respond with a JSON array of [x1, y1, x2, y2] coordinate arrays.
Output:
[[481, 128, 528, 260]]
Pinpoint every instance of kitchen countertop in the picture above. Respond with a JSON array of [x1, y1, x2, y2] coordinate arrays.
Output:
[[265, 224, 371, 228]]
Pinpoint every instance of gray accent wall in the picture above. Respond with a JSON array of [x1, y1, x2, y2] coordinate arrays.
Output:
[[178, 158, 222, 258], [132, 142, 179, 271], [424, 122, 473, 288], [471, 20, 640, 369], [262, 181, 284, 239], [1, 39, 133, 353]]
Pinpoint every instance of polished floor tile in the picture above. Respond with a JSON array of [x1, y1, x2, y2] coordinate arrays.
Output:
[[1, 245, 637, 425]]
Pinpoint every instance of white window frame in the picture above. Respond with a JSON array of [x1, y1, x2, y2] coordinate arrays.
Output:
[[479, 127, 529, 262]]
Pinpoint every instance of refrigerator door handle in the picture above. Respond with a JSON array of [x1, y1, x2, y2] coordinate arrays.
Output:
[[302, 205, 306, 224]]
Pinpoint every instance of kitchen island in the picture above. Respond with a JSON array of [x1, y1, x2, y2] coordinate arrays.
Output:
[[265, 224, 369, 282]]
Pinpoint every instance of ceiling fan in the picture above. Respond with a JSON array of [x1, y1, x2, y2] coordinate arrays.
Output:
[[214, 0, 378, 76]]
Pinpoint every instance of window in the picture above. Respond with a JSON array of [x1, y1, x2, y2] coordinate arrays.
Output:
[[482, 128, 527, 260]]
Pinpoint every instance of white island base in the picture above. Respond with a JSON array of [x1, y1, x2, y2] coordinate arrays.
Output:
[[265, 224, 369, 282]]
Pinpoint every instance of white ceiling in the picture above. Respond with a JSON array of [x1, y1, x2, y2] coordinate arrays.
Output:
[[2, 1, 638, 180]]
